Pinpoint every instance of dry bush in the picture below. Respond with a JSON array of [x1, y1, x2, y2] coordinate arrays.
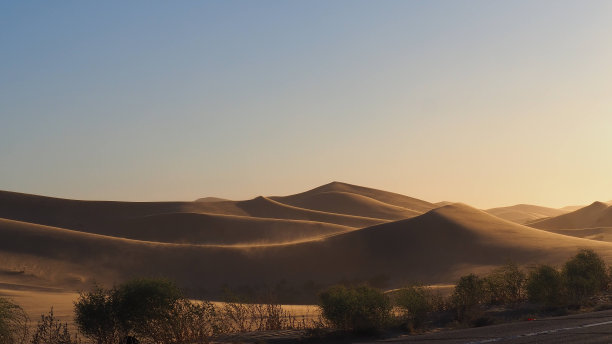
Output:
[[147, 299, 222, 344], [220, 299, 309, 332], [31, 308, 78, 344]]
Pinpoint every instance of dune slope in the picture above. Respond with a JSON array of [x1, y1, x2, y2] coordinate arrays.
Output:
[[106, 212, 353, 244], [530, 202, 612, 230]]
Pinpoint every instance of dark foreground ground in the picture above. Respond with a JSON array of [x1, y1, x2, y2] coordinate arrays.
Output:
[[365, 309, 612, 344], [217, 309, 612, 344]]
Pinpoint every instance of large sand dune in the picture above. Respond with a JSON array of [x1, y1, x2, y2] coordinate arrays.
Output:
[[486, 204, 569, 224], [3, 202, 612, 302], [3, 183, 612, 305], [530, 202, 612, 230]]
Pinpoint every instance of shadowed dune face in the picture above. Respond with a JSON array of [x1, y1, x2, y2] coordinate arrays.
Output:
[[486, 204, 569, 224], [106, 212, 353, 244], [530, 202, 612, 230]]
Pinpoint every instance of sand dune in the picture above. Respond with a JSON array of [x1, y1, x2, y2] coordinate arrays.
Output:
[[530, 201, 612, 230], [486, 204, 568, 224], [3, 203, 612, 302], [0, 190, 210, 231], [104, 212, 353, 244], [287, 181, 436, 212], [4, 184, 612, 304], [0, 190, 383, 235], [236, 196, 385, 225], [272, 191, 421, 220]]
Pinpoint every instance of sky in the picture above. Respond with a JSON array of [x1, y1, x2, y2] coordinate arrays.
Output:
[[1, 1, 611, 208]]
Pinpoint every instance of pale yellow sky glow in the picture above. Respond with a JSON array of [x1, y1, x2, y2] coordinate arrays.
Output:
[[1, 1, 611, 209]]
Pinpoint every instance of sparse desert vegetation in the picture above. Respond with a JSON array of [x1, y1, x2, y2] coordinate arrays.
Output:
[[3, 249, 612, 343]]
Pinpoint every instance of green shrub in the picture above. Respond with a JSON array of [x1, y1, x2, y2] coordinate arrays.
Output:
[[111, 278, 183, 338], [451, 274, 485, 321], [526, 265, 564, 307], [484, 263, 526, 305], [0, 297, 28, 344], [394, 286, 432, 330], [562, 249, 608, 304], [74, 284, 118, 344], [319, 285, 391, 334]]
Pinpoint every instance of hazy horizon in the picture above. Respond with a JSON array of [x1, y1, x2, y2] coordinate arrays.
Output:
[[2, 1, 612, 209]]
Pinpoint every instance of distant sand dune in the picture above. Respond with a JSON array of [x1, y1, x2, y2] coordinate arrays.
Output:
[[195, 197, 229, 203], [530, 202, 612, 230], [486, 204, 569, 224], [290, 181, 436, 212]]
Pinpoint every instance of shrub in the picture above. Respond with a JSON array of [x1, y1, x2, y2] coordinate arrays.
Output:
[[526, 265, 564, 307], [0, 297, 29, 344], [394, 286, 432, 330], [451, 274, 485, 321], [319, 285, 391, 334], [74, 285, 118, 344], [562, 249, 608, 304], [31, 308, 78, 344], [111, 278, 183, 338], [484, 263, 526, 305]]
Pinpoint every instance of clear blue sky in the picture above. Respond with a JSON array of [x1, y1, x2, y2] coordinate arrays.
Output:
[[1, 1, 611, 208]]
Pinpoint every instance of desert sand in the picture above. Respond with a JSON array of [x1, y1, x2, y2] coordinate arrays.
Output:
[[1, 182, 611, 320]]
